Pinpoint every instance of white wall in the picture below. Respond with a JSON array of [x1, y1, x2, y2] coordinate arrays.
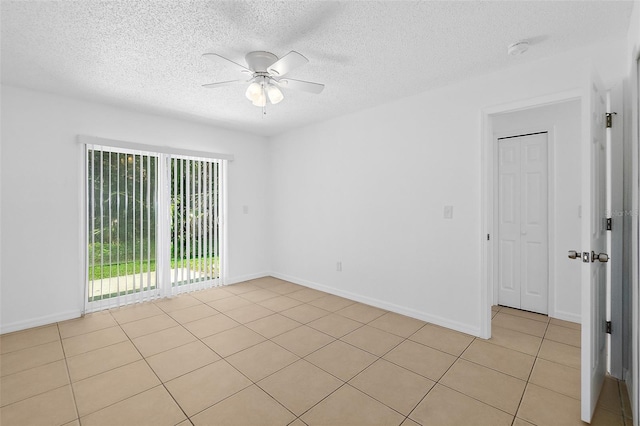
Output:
[[0, 38, 629, 337], [269, 40, 626, 336], [492, 101, 582, 322], [622, 1, 640, 422], [0, 86, 270, 333]]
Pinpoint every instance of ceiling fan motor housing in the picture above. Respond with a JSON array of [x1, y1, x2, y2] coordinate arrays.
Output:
[[245, 51, 278, 73]]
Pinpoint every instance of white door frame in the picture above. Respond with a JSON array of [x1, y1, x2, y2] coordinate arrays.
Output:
[[608, 83, 624, 379], [494, 129, 553, 315], [480, 89, 583, 339], [630, 54, 640, 426]]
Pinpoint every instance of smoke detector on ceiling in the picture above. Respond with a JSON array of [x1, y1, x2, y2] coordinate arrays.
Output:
[[507, 41, 529, 56]]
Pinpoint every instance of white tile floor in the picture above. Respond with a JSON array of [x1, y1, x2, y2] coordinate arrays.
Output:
[[0, 276, 632, 425]]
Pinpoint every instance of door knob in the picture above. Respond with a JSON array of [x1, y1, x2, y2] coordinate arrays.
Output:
[[591, 251, 609, 263], [568, 250, 581, 260]]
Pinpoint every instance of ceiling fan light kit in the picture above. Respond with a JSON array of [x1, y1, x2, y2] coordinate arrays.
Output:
[[245, 80, 263, 103], [244, 75, 284, 107], [267, 84, 284, 104], [203, 50, 324, 114]]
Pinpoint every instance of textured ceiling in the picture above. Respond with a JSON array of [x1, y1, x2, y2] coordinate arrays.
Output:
[[1, 1, 634, 136]]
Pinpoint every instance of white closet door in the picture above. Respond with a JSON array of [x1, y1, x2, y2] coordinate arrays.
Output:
[[498, 133, 548, 314], [498, 139, 522, 309], [520, 134, 548, 313]]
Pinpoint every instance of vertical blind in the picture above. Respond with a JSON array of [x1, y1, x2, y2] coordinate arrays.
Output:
[[169, 156, 222, 294], [85, 144, 225, 312]]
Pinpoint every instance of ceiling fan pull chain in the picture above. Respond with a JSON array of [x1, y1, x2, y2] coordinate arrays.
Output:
[[262, 83, 267, 117]]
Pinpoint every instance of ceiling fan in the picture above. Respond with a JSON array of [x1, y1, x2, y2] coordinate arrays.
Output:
[[202, 51, 325, 108]]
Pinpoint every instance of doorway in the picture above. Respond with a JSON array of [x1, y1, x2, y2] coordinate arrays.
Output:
[[497, 132, 549, 314], [481, 85, 621, 422], [480, 93, 584, 340]]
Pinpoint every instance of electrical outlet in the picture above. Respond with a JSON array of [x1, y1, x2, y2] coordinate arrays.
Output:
[[336, 261, 342, 272], [444, 205, 453, 219]]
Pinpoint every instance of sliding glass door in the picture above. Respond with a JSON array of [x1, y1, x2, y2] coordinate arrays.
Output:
[[85, 144, 224, 312], [169, 157, 221, 293]]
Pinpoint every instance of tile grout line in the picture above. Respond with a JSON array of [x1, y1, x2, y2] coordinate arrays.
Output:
[[151, 296, 266, 422], [406, 307, 550, 425], [332, 323, 421, 423], [254, 299, 414, 424], [403, 332, 481, 425], [105, 310, 194, 424], [68, 288, 247, 421], [289, 381, 350, 423], [0, 334, 62, 357], [410, 308, 584, 425], [56, 322, 82, 425], [357, 320, 469, 424], [63, 308, 187, 422], [0, 323, 88, 412], [8, 302, 392, 425], [4, 283, 620, 426], [491, 320, 548, 340], [0, 356, 72, 382], [484, 324, 548, 357], [150, 288, 321, 423], [284, 309, 411, 423], [453, 334, 523, 418], [175, 293, 312, 422], [68, 304, 214, 422], [255, 302, 372, 384], [510, 313, 552, 425]]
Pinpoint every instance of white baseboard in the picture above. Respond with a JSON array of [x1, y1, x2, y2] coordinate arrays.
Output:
[[551, 309, 581, 324], [0, 272, 269, 335], [269, 271, 481, 337], [1, 309, 82, 334], [225, 272, 270, 286]]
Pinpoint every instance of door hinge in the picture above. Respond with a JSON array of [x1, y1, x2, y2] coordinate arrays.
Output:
[[606, 321, 612, 334], [606, 218, 612, 231], [487, 234, 490, 241], [606, 112, 617, 128]]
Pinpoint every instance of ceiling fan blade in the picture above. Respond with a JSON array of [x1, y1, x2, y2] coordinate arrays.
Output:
[[202, 53, 253, 75], [202, 79, 247, 89], [276, 78, 324, 94], [268, 51, 309, 76]]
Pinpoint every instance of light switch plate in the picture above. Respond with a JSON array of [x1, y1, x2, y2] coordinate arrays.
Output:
[[444, 205, 453, 219]]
